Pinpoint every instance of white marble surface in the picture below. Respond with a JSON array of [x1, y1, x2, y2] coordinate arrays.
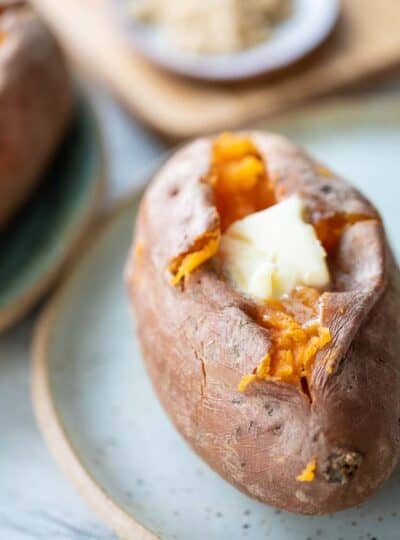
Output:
[[1, 79, 400, 539], [0, 318, 116, 540]]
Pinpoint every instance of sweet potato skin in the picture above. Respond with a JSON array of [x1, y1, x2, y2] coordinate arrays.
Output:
[[126, 133, 400, 515], [0, 5, 73, 227]]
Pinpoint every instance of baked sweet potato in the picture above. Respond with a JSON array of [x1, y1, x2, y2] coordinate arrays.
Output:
[[126, 132, 400, 515], [0, 3, 73, 227]]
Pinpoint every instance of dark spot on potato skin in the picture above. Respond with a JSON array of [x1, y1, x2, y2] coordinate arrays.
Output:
[[321, 184, 333, 194], [322, 450, 363, 484], [169, 186, 180, 197], [264, 404, 274, 416], [273, 425, 283, 435], [301, 376, 312, 401], [232, 345, 241, 357]]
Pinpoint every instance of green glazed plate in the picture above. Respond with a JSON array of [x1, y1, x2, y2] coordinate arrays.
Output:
[[0, 97, 104, 332]]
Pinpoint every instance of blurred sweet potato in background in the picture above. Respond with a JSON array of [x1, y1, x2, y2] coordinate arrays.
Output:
[[0, 3, 73, 228]]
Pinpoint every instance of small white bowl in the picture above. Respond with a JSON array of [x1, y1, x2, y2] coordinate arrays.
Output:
[[111, 0, 340, 82]]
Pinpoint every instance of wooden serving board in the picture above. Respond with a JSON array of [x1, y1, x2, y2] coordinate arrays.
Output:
[[31, 0, 400, 139]]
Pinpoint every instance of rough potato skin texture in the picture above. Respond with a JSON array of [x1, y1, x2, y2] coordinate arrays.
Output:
[[126, 133, 400, 515], [0, 5, 73, 227]]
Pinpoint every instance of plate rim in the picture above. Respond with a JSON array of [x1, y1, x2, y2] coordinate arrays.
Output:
[[110, 0, 341, 82], [32, 94, 400, 539], [32, 189, 159, 540], [0, 98, 106, 333]]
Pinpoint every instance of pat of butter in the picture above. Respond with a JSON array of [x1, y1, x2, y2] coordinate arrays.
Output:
[[219, 195, 329, 299]]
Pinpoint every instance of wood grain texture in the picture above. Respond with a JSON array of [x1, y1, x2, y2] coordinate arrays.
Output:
[[30, 0, 400, 134]]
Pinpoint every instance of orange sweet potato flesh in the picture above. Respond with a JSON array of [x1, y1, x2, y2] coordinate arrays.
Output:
[[239, 288, 331, 391], [314, 212, 375, 252], [169, 133, 274, 283], [210, 132, 276, 231], [171, 133, 332, 391], [169, 231, 220, 286], [127, 132, 400, 515], [297, 459, 317, 482]]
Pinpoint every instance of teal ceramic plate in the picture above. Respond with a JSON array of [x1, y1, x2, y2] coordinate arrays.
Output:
[[0, 98, 104, 332], [34, 96, 400, 540]]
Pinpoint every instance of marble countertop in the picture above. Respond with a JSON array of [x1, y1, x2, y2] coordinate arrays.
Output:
[[1, 80, 400, 539]]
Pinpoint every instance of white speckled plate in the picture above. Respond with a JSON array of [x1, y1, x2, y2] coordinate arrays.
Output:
[[33, 96, 400, 540], [111, 0, 340, 82]]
